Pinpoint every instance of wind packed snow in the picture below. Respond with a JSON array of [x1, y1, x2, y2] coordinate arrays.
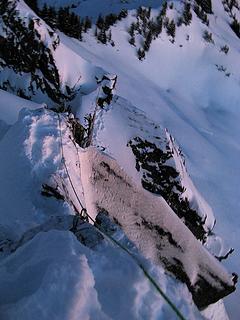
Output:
[[54, 1, 240, 316], [0, 107, 202, 320], [0, 0, 239, 319]]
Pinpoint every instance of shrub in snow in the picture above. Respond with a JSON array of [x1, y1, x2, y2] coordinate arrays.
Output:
[[137, 48, 145, 60], [220, 44, 229, 54], [230, 18, 240, 38], [203, 30, 214, 43]]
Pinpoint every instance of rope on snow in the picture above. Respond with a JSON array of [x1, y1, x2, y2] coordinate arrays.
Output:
[[56, 109, 187, 320]]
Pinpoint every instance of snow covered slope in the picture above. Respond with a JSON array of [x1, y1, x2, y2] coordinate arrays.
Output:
[[0, 0, 104, 106], [40, 0, 240, 316], [0, 106, 204, 320], [0, 0, 239, 318]]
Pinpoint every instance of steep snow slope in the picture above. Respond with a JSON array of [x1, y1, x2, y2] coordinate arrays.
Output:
[[0, 107, 204, 320], [0, 89, 41, 125], [48, 1, 240, 316], [80, 146, 235, 310], [0, 0, 239, 318], [0, 0, 104, 106]]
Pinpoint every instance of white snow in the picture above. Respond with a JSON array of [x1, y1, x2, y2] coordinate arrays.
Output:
[[0, 89, 41, 125], [54, 2, 240, 316], [1, 0, 240, 318], [0, 106, 202, 320]]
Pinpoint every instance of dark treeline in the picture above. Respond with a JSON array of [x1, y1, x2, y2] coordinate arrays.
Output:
[[25, 0, 92, 40], [25, 0, 128, 44], [95, 9, 128, 44]]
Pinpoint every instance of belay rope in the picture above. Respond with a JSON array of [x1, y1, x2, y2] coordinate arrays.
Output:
[[57, 113, 187, 320]]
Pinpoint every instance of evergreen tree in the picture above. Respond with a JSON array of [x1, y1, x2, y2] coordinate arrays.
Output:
[[129, 22, 135, 37], [118, 9, 128, 20], [137, 48, 145, 60], [47, 6, 57, 28], [107, 29, 112, 42], [166, 19, 176, 38], [160, 1, 168, 17], [25, 0, 39, 13], [143, 31, 152, 51], [40, 3, 49, 22], [105, 13, 118, 28], [83, 16, 92, 32], [182, 2, 192, 25], [195, 0, 212, 14], [147, 7, 151, 19], [231, 18, 240, 38], [129, 35, 135, 46], [98, 28, 107, 44], [96, 14, 104, 29], [193, 4, 209, 25], [202, 30, 214, 42]]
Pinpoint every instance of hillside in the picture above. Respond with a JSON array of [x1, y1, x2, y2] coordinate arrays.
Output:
[[0, 0, 239, 319]]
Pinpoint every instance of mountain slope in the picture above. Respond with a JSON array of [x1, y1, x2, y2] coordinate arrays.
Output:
[[0, 0, 239, 319]]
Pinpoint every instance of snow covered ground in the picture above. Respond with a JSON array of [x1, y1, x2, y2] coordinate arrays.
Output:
[[54, 2, 240, 316], [1, 0, 240, 318], [0, 104, 204, 320]]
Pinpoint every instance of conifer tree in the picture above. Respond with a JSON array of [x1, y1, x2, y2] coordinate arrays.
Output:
[[166, 19, 176, 38], [182, 2, 192, 25], [129, 35, 135, 46], [143, 31, 152, 51], [96, 14, 104, 29], [137, 48, 145, 60], [195, 0, 212, 14], [25, 0, 39, 13]]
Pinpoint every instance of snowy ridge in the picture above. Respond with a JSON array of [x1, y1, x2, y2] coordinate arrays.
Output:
[[79, 146, 235, 309], [0, 0, 239, 318], [0, 106, 204, 320], [91, 96, 216, 243], [0, 0, 105, 105]]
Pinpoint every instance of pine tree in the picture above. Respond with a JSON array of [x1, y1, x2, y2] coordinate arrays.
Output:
[[83, 16, 92, 33], [143, 31, 152, 52], [147, 7, 151, 19], [25, 0, 39, 13], [118, 9, 128, 20], [96, 14, 104, 29], [41, 3, 49, 21], [160, 1, 168, 17], [129, 35, 135, 46], [193, 4, 209, 25], [107, 29, 112, 42], [195, 0, 212, 14], [182, 2, 192, 25], [231, 18, 240, 38], [137, 48, 145, 60], [98, 28, 107, 44], [166, 20, 176, 38], [47, 6, 57, 28], [129, 22, 135, 37]]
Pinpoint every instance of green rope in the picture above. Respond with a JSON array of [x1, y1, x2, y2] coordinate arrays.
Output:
[[57, 112, 187, 320]]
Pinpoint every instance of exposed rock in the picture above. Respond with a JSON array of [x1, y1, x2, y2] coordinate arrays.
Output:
[[80, 147, 236, 309], [128, 137, 208, 242]]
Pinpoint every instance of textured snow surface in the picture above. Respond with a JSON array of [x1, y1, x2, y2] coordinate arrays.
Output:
[[0, 89, 41, 125], [91, 96, 216, 232], [80, 147, 235, 306], [0, 107, 203, 320], [49, 1, 240, 316], [0, 0, 239, 318]]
